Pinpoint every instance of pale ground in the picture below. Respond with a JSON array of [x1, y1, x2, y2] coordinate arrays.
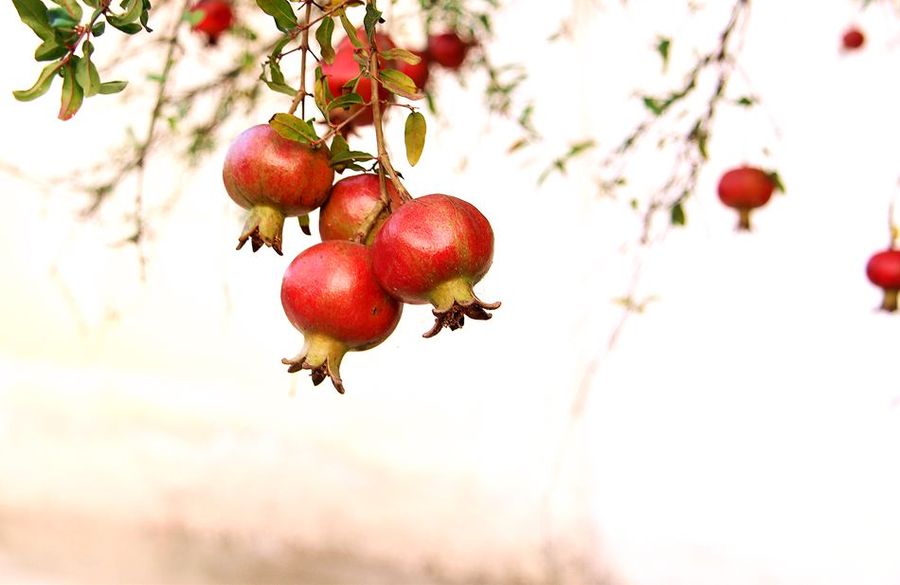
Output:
[[2, 0, 900, 584]]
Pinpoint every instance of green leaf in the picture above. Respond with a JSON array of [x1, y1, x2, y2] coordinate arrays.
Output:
[[379, 68, 423, 100], [13, 60, 63, 101], [91, 20, 106, 36], [107, 0, 143, 26], [363, 4, 382, 43], [255, 0, 297, 33], [642, 96, 665, 116], [380, 48, 421, 65], [58, 61, 84, 120], [47, 7, 78, 30], [656, 36, 670, 71], [329, 135, 373, 173], [327, 93, 364, 111], [98, 80, 128, 94], [13, 0, 54, 41], [269, 112, 318, 143], [316, 16, 336, 65], [670, 202, 686, 226], [140, 0, 152, 31], [109, 21, 143, 34], [34, 38, 67, 61], [404, 111, 426, 166], [50, 0, 82, 21], [329, 150, 374, 164], [76, 41, 101, 97], [338, 12, 363, 49], [735, 96, 756, 107], [767, 170, 785, 194]]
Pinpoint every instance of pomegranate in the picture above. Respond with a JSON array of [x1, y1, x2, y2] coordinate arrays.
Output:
[[842, 27, 865, 51], [189, 0, 234, 45], [717, 166, 776, 231], [371, 194, 500, 338], [323, 30, 397, 130], [223, 124, 334, 254], [866, 249, 900, 312], [319, 174, 403, 245], [399, 49, 430, 91], [281, 241, 403, 393], [427, 32, 472, 70]]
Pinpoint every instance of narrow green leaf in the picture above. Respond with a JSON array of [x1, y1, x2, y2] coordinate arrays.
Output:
[[12, 0, 54, 41], [255, 0, 297, 33], [316, 16, 335, 65], [140, 0, 152, 31], [379, 68, 423, 100], [339, 12, 363, 49], [34, 38, 67, 61], [91, 20, 106, 36], [98, 80, 128, 94], [329, 150, 374, 164], [58, 61, 84, 120], [404, 111, 426, 166], [735, 96, 756, 107], [269, 112, 318, 143], [13, 60, 63, 101], [76, 41, 101, 97], [380, 48, 421, 65], [109, 21, 143, 34], [50, 0, 82, 21], [642, 96, 665, 116]]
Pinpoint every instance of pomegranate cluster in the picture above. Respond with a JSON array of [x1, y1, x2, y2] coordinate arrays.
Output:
[[223, 130, 499, 393]]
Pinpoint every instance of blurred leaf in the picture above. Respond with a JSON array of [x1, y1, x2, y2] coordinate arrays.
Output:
[[670, 201, 686, 226], [107, 0, 143, 26], [298, 214, 311, 236], [58, 61, 84, 120], [12, 60, 63, 101], [50, 0, 82, 21], [735, 95, 756, 107], [656, 36, 670, 71], [767, 170, 785, 194], [316, 16, 335, 64], [269, 112, 318, 143], [404, 111, 426, 166], [379, 68, 422, 100], [255, 0, 297, 33], [363, 4, 382, 43], [91, 20, 106, 36]]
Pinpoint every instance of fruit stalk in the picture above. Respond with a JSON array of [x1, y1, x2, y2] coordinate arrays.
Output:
[[288, 0, 314, 117], [882, 289, 899, 312], [738, 208, 752, 230]]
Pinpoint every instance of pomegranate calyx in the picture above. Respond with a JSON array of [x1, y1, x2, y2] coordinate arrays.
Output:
[[237, 205, 286, 255], [423, 278, 500, 338], [281, 334, 347, 394]]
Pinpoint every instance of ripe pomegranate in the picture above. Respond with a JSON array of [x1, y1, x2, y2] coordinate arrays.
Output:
[[223, 124, 334, 254], [866, 249, 900, 312], [323, 30, 397, 130], [717, 166, 776, 231], [281, 241, 403, 393], [319, 174, 403, 245], [399, 49, 430, 91], [427, 32, 472, 70], [371, 194, 500, 338], [189, 0, 234, 45], [842, 27, 865, 51]]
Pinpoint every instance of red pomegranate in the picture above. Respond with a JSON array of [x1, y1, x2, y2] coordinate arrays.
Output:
[[223, 124, 334, 254], [717, 166, 776, 231], [866, 249, 900, 312], [398, 49, 430, 91], [281, 241, 403, 393], [842, 27, 865, 51], [322, 29, 397, 130], [371, 194, 499, 337], [427, 32, 472, 70], [319, 174, 403, 244], [189, 0, 234, 45]]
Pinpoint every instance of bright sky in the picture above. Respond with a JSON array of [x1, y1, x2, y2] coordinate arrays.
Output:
[[1, 0, 899, 583]]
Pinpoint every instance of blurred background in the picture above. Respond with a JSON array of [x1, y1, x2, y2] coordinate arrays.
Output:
[[2, 0, 900, 583]]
